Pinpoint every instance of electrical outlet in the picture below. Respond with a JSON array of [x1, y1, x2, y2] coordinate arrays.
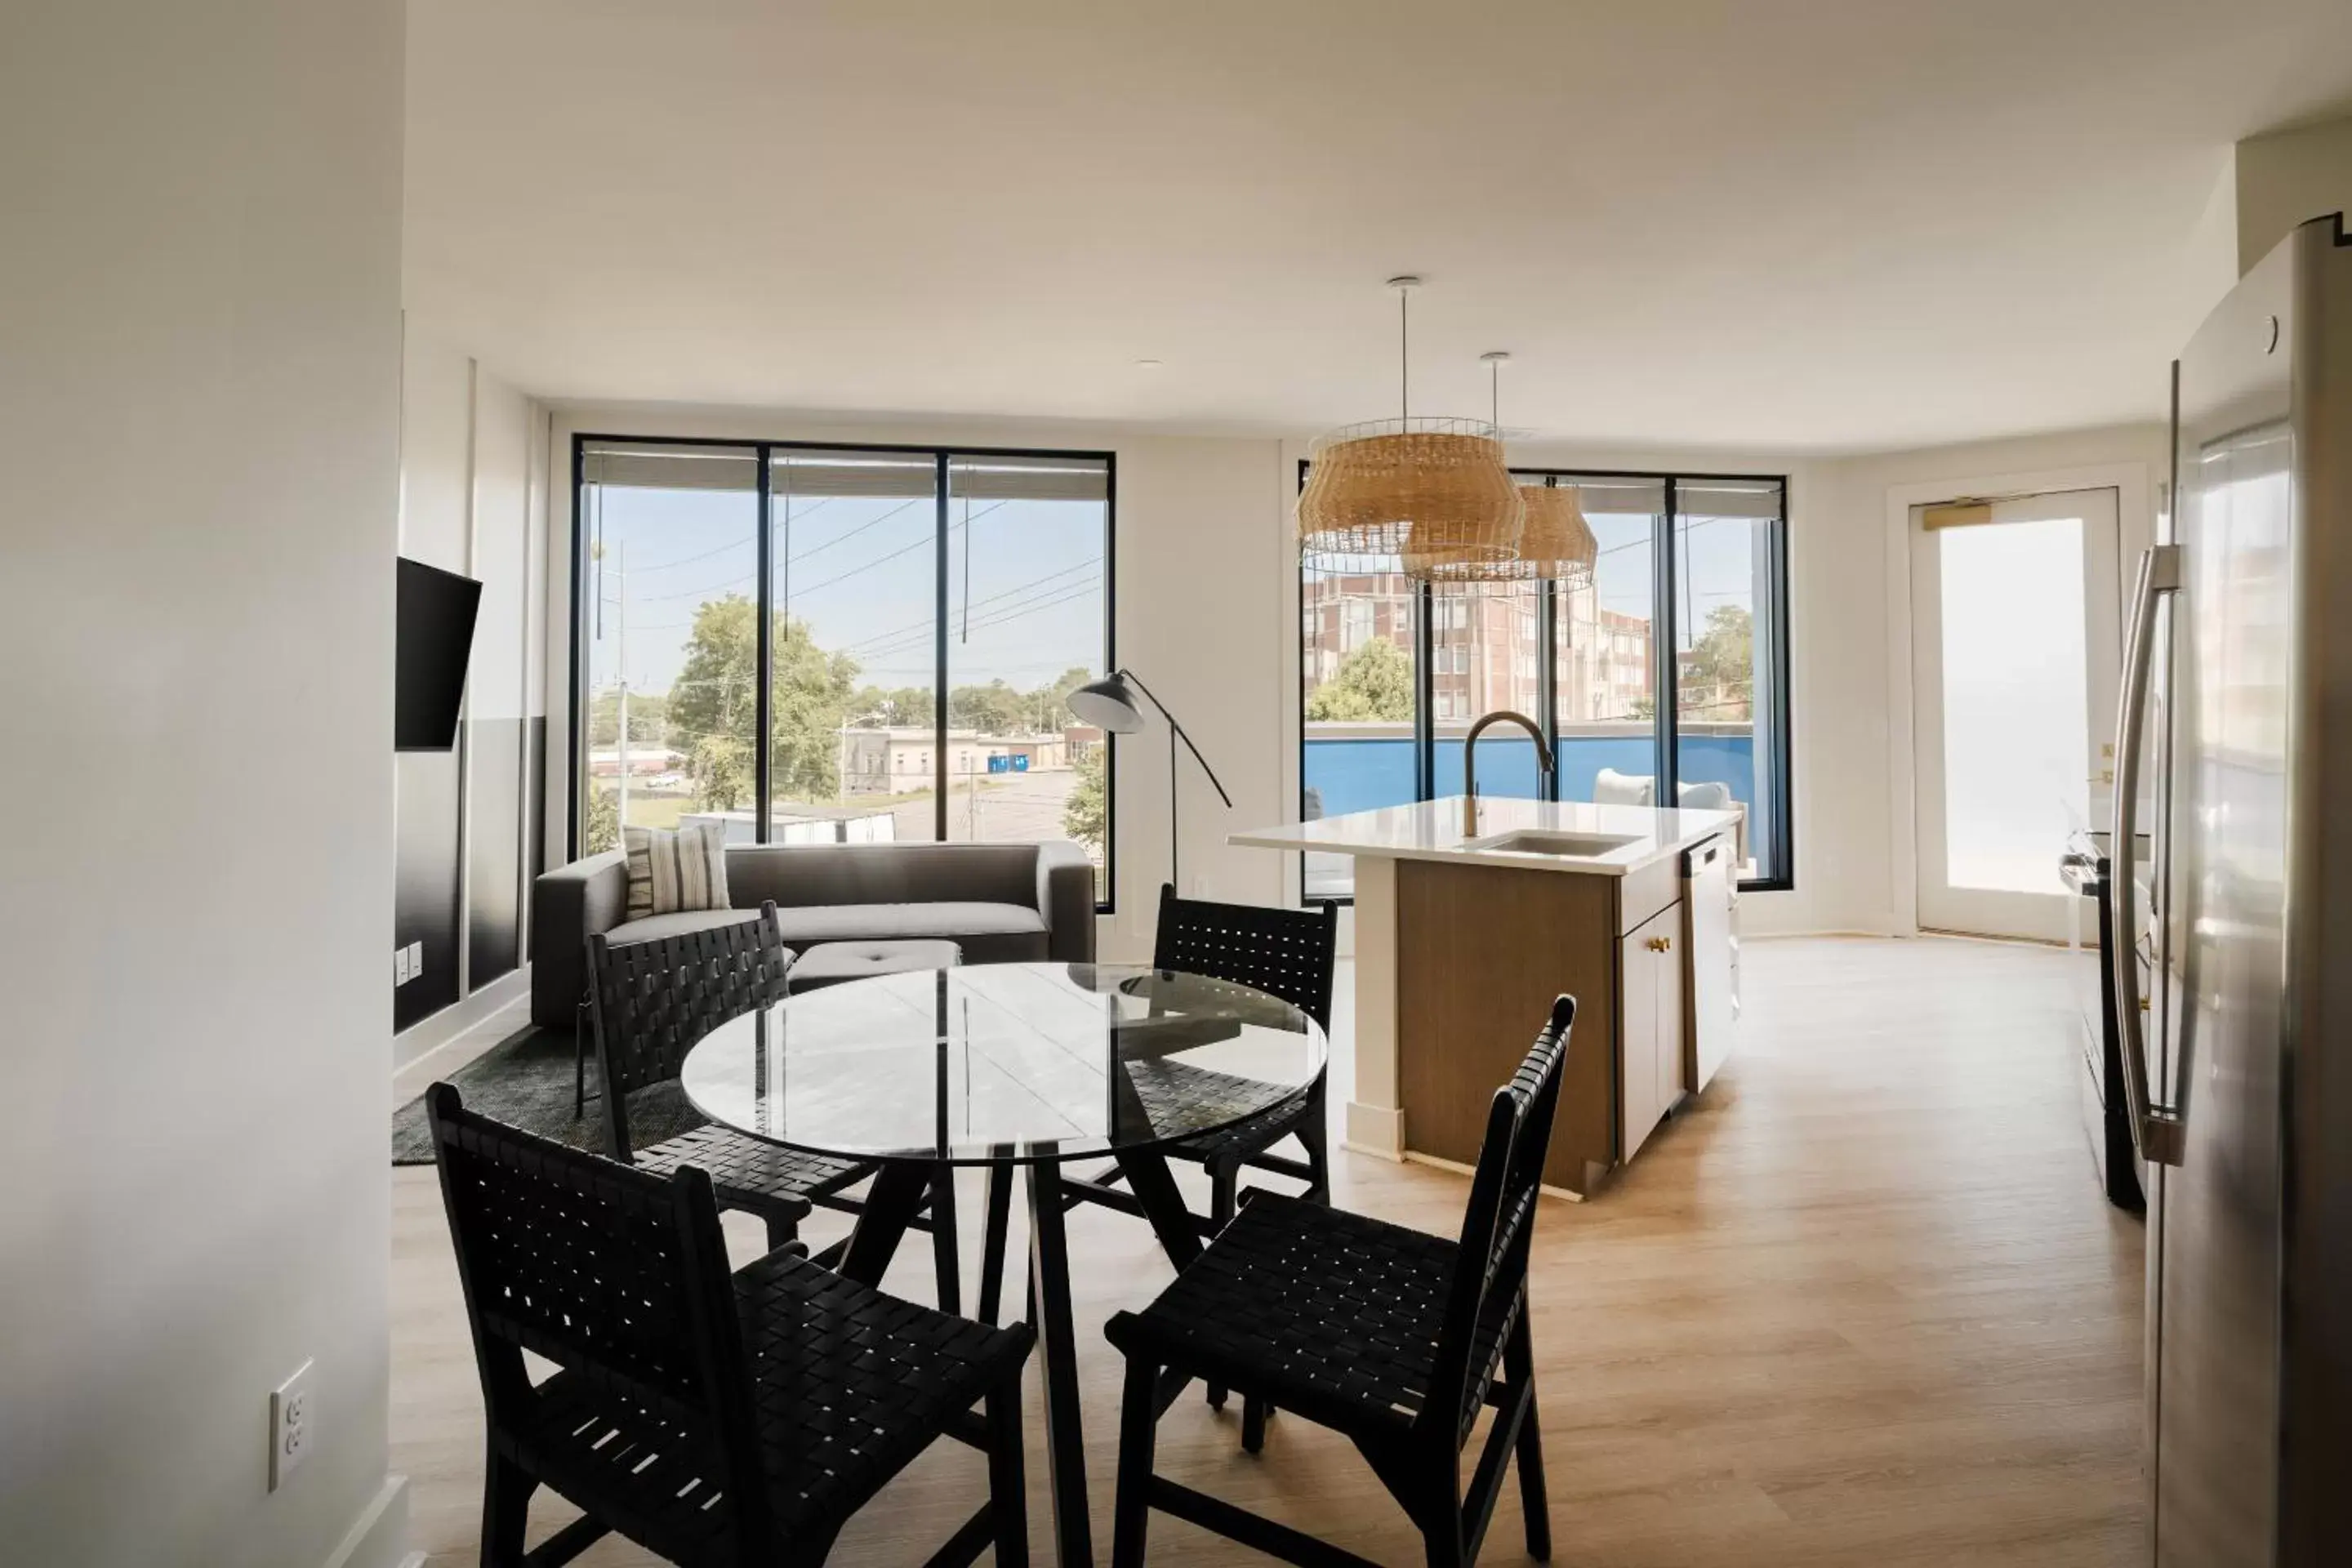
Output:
[[406, 941, 423, 978], [393, 947, 411, 986], [270, 1360, 315, 1491]]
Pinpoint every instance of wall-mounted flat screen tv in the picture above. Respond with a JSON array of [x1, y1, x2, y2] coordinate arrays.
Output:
[[395, 557, 483, 751]]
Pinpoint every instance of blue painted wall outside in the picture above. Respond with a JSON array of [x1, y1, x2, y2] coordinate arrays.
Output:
[[1303, 734, 1756, 817]]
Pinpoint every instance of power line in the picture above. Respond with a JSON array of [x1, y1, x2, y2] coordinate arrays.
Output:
[[849, 575, 1101, 664], [836, 559, 1101, 656]]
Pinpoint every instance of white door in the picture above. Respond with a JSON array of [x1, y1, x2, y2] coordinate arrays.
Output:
[[1911, 488, 2123, 941]]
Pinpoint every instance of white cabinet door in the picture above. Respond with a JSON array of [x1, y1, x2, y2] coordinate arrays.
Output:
[[1619, 902, 1682, 1160]]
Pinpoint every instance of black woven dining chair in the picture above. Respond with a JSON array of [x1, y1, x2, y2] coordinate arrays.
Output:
[[1054, 886, 1338, 1236], [1102, 995, 1575, 1568], [587, 905, 956, 1294], [425, 1082, 1033, 1568]]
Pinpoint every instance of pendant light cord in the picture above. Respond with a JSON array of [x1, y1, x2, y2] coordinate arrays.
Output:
[[1399, 287, 1410, 424]]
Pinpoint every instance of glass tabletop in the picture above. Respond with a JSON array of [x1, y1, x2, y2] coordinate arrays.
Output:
[[680, 962, 1327, 1165]]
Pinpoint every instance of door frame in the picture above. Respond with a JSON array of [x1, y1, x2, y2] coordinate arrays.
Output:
[[1883, 461, 2152, 937]]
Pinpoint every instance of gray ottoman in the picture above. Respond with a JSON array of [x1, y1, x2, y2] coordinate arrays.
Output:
[[787, 938, 963, 992]]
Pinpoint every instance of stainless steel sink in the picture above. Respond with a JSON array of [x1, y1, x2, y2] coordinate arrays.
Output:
[[1468, 829, 1639, 858]]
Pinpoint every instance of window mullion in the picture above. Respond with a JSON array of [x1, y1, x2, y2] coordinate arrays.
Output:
[[755, 443, 773, 844]]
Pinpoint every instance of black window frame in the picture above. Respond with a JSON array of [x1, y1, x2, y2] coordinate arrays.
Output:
[[570, 432, 1119, 913], [1295, 462, 1792, 899]]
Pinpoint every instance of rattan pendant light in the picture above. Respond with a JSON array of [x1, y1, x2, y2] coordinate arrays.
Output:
[[1408, 351, 1598, 586], [1297, 278, 1521, 571]]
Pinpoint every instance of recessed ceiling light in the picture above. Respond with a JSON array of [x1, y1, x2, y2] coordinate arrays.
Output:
[[1134, 358, 1164, 370]]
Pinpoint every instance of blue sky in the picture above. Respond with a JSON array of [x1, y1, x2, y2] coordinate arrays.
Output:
[[586, 484, 1107, 700]]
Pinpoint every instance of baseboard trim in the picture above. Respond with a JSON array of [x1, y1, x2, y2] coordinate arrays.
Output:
[[393, 964, 531, 1076], [1343, 1100, 1404, 1160], [323, 1474, 409, 1568], [1402, 1147, 1586, 1202]]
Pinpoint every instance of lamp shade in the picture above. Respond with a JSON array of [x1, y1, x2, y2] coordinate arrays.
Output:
[[1406, 481, 1598, 586], [1298, 416, 1522, 567], [1067, 672, 1146, 733]]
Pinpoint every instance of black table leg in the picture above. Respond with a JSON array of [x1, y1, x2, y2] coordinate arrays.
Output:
[[839, 1163, 930, 1287], [1027, 1161, 1094, 1567], [1114, 1147, 1204, 1273], [930, 1162, 961, 1315], [977, 1152, 1014, 1325]]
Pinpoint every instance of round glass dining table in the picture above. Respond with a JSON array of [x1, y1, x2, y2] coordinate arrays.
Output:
[[681, 961, 1327, 1568]]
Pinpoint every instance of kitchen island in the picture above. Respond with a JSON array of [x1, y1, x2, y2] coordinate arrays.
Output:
[[1232, 796, 1741, 1197]]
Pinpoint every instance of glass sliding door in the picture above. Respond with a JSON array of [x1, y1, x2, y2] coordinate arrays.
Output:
[[1291, 465, 1793, 902], [1552, 476, 1667, 804], [1430, 582, 1548, 798], [576, 436, 1117, 908], [1673, 479, 1789, 882], [579, 441, 760, 855], [1299, 558, 1419, 901], [942, 454, 1113, 900], [768, 447, 940, 846]]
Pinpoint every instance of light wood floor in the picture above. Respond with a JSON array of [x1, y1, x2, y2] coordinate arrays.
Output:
[[391, 936, 2147, 1566]]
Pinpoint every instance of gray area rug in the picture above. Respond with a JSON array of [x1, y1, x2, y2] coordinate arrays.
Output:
[[391, 1025, 702, 1166]]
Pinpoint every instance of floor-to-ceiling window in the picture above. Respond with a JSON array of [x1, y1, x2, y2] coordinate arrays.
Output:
[[577, 436, 1116, 906], [1297, 467, 1790, 899], [1298, 558, 1420, 902]]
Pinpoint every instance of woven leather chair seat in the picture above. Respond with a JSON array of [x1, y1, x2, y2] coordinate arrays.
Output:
[[1170, 1087, 1312, 1161], [1108, 1191, 1509, 1441], [513, 1249, 1031, 1554], [631, 1123, 870, 1211]]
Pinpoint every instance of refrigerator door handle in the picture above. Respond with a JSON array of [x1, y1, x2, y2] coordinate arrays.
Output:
[[2111, 542, 2186, 1166]]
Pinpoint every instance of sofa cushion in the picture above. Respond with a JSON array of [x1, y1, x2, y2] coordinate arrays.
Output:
[[726, 841, 1040, 910], [608, 906, 774, 948], [789, 939, 964, 992], [623, 821, 730, 919], [765, 902, 1049, 965]]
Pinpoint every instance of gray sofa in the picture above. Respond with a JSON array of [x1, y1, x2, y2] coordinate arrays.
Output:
[[531, 839, 1098, 1028]]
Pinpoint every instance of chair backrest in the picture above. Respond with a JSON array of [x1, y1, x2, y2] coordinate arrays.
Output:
[[423, 1083, 768, 1544], [1593, 768, 1655, 807], [1150, 884, 1339, 1031], [587, 902, 791, 1160], [1419, 995, 1574, 1450]]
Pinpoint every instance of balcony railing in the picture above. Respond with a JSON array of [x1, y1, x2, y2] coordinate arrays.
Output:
[[1299, 720, 1758, 900]]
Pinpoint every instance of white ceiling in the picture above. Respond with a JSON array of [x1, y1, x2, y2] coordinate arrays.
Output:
[[405, 0, 2352, 454]]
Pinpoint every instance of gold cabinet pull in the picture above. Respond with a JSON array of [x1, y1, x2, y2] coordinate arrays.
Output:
[[1645, 936, 1673, 952]]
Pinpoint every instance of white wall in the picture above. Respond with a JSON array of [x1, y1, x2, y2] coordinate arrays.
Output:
[[2236, 114, 2352, 274], [397, 323, 550, 1042], [546, 406, 1289, 960], [0, 2, 407, 1566], [1775, 424, 2167, 935]]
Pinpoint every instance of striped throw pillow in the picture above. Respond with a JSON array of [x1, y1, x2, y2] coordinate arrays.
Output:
[[621, 822, 732, 920]]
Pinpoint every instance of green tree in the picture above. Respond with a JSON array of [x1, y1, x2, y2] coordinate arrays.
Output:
[[1062, 742, 1107, 850], [948, 679, 1029, 736], [1027, 666, 1095, 732], [1305, 637, 1415, 722], [1683, 604, 1753, 720], [583, 782, 620, 855], [848, 685, 933, 728], [666, 595, 860, 811], [587, 688, 666, 749]]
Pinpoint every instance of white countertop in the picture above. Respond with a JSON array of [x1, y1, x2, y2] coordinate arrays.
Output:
[[1228, 796, 1742, 877]]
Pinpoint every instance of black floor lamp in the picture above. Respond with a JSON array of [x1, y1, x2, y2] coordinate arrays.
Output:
[[1067, 669, 1231, 893]]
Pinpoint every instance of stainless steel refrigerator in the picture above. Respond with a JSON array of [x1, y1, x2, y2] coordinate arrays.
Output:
[[2111, 210, 2352, 1568]]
